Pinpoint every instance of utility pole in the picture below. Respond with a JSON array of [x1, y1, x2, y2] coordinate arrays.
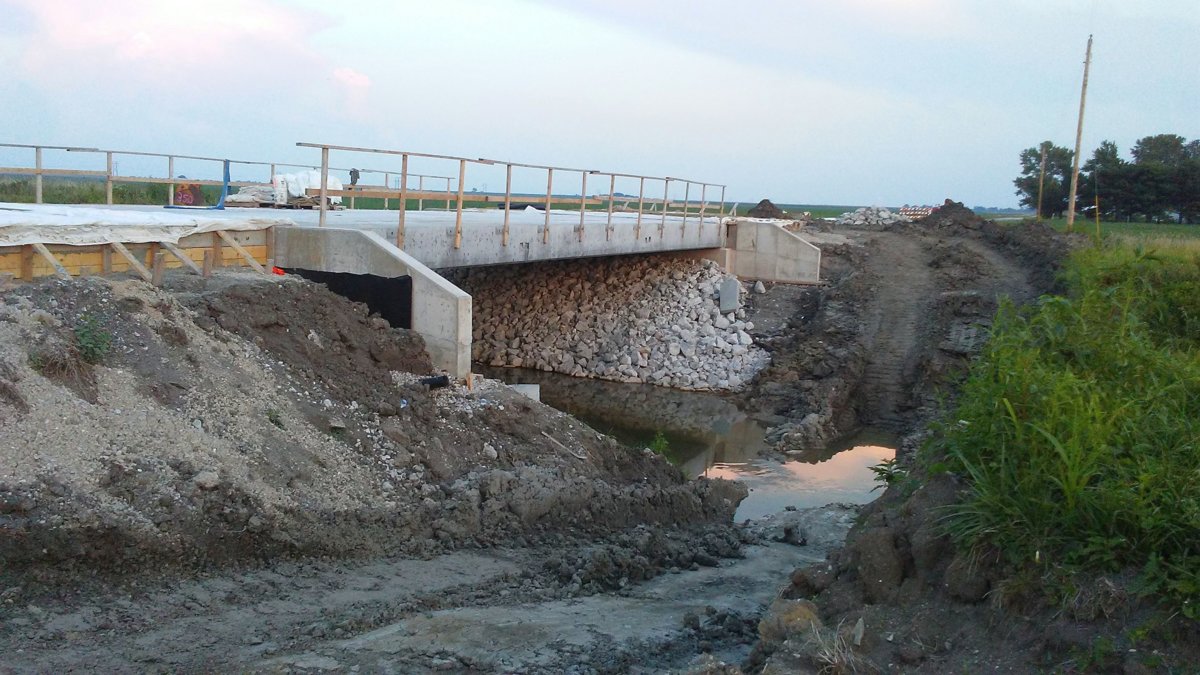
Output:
[[1036, 145, 1048, 221], [1066, 34, 1093, 232]]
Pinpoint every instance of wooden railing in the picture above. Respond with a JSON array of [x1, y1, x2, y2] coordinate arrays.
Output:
[[0, 143, 453, 209], [296, 142, 728, 250]]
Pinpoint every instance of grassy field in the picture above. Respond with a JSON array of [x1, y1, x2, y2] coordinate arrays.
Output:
[[929, 233, 1200, 616], [0, 178, 226, 207]]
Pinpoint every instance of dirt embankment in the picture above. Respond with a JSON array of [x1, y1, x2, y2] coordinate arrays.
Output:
[[741, 200, 1074, 453], [736, 204, 1199, 673]]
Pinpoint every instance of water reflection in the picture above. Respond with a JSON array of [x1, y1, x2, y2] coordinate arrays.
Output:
[[706, 441, 895, 520], [481, 367, 895, 520]]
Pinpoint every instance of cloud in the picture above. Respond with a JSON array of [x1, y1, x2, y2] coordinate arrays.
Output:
[[13, 0, 326, 70], [333, 67, 371, 90]]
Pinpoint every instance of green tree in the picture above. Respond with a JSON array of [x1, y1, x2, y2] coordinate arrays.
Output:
[[1131, 134, 1200, 222], [1082, 141, 1124, 219], [1014, 141, 1073, 218], [1131, 134, 1188, 166]]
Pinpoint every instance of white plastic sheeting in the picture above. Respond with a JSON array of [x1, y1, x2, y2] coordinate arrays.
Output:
[[0, 203, 293, 247], [226, 171, 344, 206], [277, 171, 344, 205]]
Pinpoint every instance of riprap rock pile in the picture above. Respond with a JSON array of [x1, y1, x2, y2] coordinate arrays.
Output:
[[835, 206, 910, 229], [449, 257, 769, 391]]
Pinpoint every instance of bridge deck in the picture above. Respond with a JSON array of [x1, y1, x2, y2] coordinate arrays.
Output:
[[38, 205, 727, 269]]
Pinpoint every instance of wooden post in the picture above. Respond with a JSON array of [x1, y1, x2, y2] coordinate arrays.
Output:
[[201, 250, 213, 278], [543, 168, 554, 244], [151, 251, 166, 286], [681, 181, 690, 236], [453, 159, 466, 249], [397, 155, 409, 248], [168, 156, 175, 206], [146, 242, 160, 269], [578, 171, 588, 242], [105, 152, 114, 205], [606, 174, 616, 241], [660, 179, 670, 238], [19, 245, 33, 281], [101, 245, 112, 274], [1066, 34, 1093, 233], [503, 163, 513, 246], [383, 172, 391, 210], [34, 147, 43, 204], [445, 177, 451, 212], [418, 176, 424, 211], [636, 176, 645, 239], [698, 184, 708, 230], [318, 146, 330, 227], [212, 232, 224, 268], [719, 186, 726, 217]]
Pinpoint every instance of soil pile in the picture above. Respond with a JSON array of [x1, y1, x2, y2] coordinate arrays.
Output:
[[0, 273, 745, 583], [746, 199, 787, 219]]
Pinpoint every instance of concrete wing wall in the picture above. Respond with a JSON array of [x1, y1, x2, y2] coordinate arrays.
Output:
[[730, 220, 821, 284], [274, 227, 471, 378]]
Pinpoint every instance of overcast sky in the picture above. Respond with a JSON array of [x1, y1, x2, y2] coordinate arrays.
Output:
[[1, 0, 1196, 207]]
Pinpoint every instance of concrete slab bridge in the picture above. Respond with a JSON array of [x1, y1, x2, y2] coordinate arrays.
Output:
[[0, 141, 823, 378]]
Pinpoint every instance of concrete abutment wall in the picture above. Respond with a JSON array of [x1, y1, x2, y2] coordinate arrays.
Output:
[[274, 228, 471, 378], [726, 219, 822, 284]]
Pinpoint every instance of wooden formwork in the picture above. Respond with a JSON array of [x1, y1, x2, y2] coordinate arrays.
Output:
[[0, 228, 275, 283]]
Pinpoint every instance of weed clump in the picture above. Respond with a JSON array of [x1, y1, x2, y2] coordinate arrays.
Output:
[[931, 243, 1200, 616], [73, 315, 112, 364]]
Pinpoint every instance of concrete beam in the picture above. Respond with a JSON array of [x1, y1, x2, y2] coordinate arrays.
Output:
[[274, 227, 471, 378]]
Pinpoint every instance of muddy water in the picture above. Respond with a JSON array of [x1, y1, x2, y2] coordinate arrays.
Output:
[[481, 367, 895, 521]]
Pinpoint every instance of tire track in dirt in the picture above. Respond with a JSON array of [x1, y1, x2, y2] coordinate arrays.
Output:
[[855, 234, 936, 430]]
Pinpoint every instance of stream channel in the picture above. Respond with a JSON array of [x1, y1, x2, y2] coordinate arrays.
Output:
[[482, 367, 896, 521]]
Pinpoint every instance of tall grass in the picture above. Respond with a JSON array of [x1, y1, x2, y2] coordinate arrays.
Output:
[[931, 242, 1200, 615]]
